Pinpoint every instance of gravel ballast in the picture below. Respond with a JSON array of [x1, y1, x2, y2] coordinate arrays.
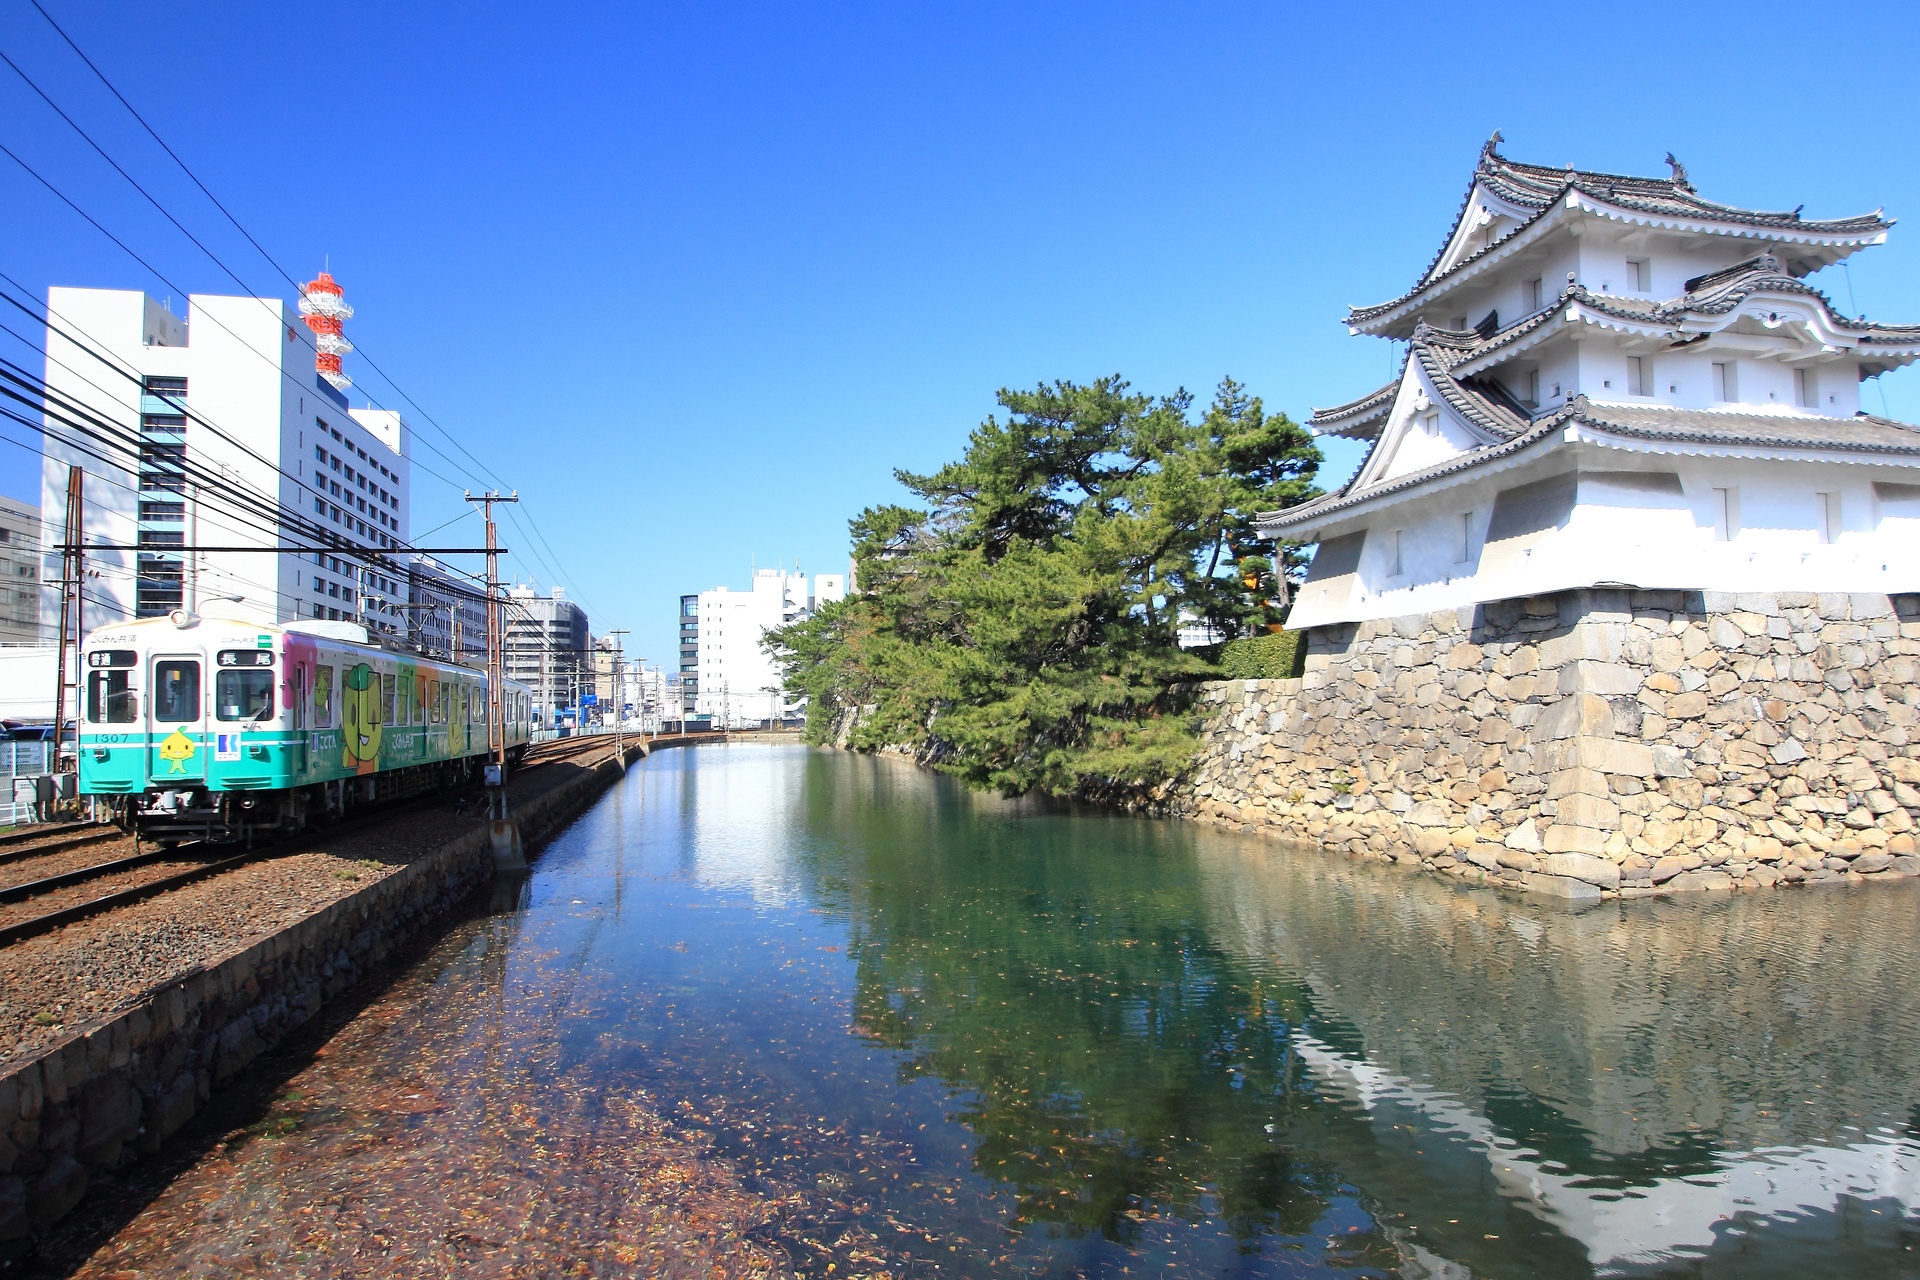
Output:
[[0, 742, 620, 1066]]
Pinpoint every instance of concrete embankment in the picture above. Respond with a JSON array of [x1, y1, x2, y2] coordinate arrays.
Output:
[[1174, 589, 1920, 899], [0, 741, 647, 1256]]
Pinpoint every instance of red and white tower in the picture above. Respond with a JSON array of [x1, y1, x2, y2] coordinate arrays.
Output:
[[298, 270, 355, 391]]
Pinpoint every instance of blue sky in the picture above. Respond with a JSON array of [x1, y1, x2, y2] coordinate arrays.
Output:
[[4, 1, 1918, 665]]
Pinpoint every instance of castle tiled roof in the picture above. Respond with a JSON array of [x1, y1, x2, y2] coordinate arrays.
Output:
[[1261, 394, 1920, 535], [1348, 139, 1892, 334], [1306, 380, 1399, 437], [1324, 261, 1920, 423]]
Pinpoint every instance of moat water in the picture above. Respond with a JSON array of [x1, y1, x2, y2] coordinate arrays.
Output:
[[53, 745, 1920, 1276]]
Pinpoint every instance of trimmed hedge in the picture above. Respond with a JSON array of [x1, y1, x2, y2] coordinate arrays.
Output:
[[1217, 630, 1307, 680]]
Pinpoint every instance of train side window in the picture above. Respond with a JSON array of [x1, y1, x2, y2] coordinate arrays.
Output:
[[382, 673, 396, 725], [153, 660, 201, 723], [87, 669, 138, 723], [313, 665, 335, 729], [216, 669, 274, 721], [293, 669, 306, 729], [430, 680, 442, 724]]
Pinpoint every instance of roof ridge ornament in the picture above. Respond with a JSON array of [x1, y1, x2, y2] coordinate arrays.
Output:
[[1482, 129, 1504, 159], [1665, 152, 1693, 193]]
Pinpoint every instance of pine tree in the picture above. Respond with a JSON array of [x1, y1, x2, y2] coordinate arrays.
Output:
[[769, 376, 1320, 798]]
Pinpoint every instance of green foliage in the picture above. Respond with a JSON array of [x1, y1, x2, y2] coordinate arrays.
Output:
[[769, 375, 1320, 798], [1217, 630, 1307, 680]]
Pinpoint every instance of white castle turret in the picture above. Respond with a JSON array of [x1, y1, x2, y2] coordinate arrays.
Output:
[[1266, 135, 1920, 626]]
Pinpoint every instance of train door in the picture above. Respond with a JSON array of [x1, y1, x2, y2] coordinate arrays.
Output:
[[149, 653, 207, 782]]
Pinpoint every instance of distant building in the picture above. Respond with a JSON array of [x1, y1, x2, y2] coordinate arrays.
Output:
[[678, 594, 699, 721], [634, 665, 669, 731], [692, 568, 846, 728], [505, 584, 589, 726], [406, 556, 486, 662], [0, 496, 39, 645], [35, 285, 410, 636]]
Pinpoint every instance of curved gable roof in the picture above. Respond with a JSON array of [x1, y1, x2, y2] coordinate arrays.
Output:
[[1348, 138, 1892, 337]]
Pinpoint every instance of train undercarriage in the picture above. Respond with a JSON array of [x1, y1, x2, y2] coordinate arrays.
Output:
[[101, 752, 524, 845]]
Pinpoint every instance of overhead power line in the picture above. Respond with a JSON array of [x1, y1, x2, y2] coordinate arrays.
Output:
[[2, 19, 609, 623]]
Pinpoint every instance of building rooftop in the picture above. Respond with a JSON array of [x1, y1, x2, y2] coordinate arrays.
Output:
[[1348, 136, 1894, 337]]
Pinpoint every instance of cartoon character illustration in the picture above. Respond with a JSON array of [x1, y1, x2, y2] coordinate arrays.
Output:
[[158, 728, 197, 774], [449, 683, 468, 755], [341, 663, 384, 772]]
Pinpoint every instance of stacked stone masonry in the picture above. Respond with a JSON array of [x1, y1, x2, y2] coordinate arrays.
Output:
[[1176, 590, 1920, 899]]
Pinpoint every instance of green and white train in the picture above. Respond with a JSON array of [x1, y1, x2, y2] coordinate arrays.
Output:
[[78, 609, 533, 843]]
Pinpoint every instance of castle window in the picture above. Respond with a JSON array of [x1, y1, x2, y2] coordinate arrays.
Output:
[[1818, 492, 1841, 544], [1796, 368, 1818, 408], [1626, 258, 1651, 292], [1627, 356, 1648, 397], [1389, 530, 1403, 577], [1525, 277, 1542, 311], [1711, 362, 1738, 402], [1455, 513, 1473, 563], [1712, 487, 1738, 541], [1422, 412, 1440, 437], [1526, 370, 1540, 408]]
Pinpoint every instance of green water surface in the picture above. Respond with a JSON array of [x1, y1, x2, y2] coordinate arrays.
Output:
[[56, 745, 1920, 1278]]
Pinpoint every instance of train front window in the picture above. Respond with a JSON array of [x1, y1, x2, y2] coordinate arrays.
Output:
[[216, 669, 274, 721], [86, 670, 138, 723], [153, 660, 201, 723]]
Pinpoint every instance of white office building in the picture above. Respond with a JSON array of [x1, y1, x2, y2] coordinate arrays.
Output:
[[691, 568, 846, 727], [0, 496, 39, 646], [36, 286, 411, 638]]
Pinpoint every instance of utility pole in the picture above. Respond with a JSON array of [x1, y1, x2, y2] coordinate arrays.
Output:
[[51, 466, 83, 801], [606, 628, 628, 762], [465, 491, 519, 866]]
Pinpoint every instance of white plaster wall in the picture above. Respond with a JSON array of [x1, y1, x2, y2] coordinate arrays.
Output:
[[1287, 451, 1920, 627], [1575, 226, 1748, 299]]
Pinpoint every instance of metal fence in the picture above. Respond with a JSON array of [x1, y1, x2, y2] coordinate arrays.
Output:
[[1, 743, 55, 827], [0, 742, 52, 779]]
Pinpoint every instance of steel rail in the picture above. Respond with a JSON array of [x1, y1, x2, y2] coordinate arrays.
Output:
[[0, 741, 638, 948], [0, 827, 119, 867], [0, 796, 442, 949], [0, 821, 100, 851], [0, 846, 185, 904]]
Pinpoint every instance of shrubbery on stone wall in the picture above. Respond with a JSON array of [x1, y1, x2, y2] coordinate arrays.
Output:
[[1218, 631, 1306, 680]]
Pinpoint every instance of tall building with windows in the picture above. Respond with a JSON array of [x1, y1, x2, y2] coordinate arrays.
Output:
[[1267, 138, 1920, 624], [406, 555, 486, 662], [504, 584, 589, 726], [37, 287, 411, 637], [0, 496, 40, 646], [691, 568, 846, 728], [677, 593, 699, 720]]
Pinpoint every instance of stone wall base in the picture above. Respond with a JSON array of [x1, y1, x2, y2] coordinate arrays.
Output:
[[1175, 590, 1920, 899]]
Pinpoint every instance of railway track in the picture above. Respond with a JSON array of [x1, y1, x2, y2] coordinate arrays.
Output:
[[0, 799, 438, 950], [0, 822, 120, 867], [0, 739, 653, 950]]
